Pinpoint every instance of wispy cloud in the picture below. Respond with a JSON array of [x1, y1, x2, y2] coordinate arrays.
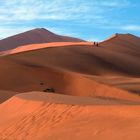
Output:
[[120, 25, 140, 31], [0, 0, 130, 22], [0, 27, 32, 39], [0, 0, 90, 22], [0, 0, 139, 39]]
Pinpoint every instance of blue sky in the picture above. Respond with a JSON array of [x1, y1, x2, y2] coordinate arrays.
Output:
[[0, 0, 140, 41]]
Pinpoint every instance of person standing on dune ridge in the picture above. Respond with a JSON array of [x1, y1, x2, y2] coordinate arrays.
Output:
[[96, 42, 99, 47]]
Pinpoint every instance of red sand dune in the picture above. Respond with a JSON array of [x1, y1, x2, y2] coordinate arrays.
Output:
[[1, 42, 93, 55], [0, 28, 84, 51], [0, 42, 140, 103], [0, 31, 140, 140], [100, 33, 140, 56], [0, 90, 18, 103], [0, 92, 140, 140]]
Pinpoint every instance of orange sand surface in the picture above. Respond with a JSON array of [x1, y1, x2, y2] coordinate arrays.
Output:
[[0, 29, 140, 139], [0, 92, 140, 140]]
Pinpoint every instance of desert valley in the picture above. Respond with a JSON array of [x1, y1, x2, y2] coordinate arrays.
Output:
[[0, 28, 140, 140]]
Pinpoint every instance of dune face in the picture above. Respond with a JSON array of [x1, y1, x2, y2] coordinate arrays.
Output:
[[0, 28, 84, 51], [100, 33, 140, 56], [0, 43, 140, 102], [0, 92, 140, 140], [0, 41, 140, 97], [0, 30, 140, 140]]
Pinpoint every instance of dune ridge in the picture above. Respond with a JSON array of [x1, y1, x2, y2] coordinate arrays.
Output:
[[0, 28, 84, 51], [1, 42, 93, 56]]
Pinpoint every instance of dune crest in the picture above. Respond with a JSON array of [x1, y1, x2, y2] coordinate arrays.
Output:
[[1, 42, 93, 55], [0, 28, 84, 51]]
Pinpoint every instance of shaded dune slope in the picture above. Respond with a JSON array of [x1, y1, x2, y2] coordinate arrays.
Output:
[[0, 92, 140, 140], [100, 33, 140, 56], [0, 90, 19, 103], [3, 43, 140, 76], [95, 33, 140, 93]]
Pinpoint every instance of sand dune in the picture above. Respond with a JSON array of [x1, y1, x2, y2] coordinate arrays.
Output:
[[0, 42, 140, 102], [0, 92, 140, 140], [0, 40, 140, 91], [100, 33, 140, 57], [0, 28, 84, 51], [88, 75, 140, 94], [1, 42, 93, 56], [0, 90, 18, 103], [0, 31, 140, 140], [0, 57, 139, 103]]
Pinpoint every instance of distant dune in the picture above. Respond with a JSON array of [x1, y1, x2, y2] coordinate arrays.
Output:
[[0, 28, 84, 51], [100, 33, 140, 56], [0, 30, 140, 140]]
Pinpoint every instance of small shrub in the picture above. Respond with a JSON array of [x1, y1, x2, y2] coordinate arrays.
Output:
[[40, 83, 44, 85], [43, 88, 55, 93]]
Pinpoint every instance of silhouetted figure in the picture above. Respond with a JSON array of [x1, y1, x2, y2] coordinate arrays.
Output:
[[96, 42, 99, 47], [94, 42, 99, 47]]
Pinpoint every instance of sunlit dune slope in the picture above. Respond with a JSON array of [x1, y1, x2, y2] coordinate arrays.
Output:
[[1, 42, 92, 55], [0, 92, 140, 140]]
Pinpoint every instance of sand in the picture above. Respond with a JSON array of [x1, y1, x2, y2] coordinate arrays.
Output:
[[0, 44, 140, 102], [0, 30, 140, 139], [1, 42, 93, 56], [0, 92, 140, 140], [0, 90, 19, 103]]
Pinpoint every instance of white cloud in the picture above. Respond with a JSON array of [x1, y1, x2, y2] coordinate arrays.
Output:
[[99, 0, 130, 7], [0, 0, 130, 22], [86, 37, 102, 42], [0, 0, 134, 39], [0, 26, 78, 39], [0, 0, 91, 22], [102, 24, 140, 31], [0, 27, 32, 39], [120, 25, 140, 31]]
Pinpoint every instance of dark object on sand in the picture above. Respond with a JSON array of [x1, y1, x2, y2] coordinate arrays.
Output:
[[93, 42, 99, 47], [40, 83, 44, 85], [43, 88, 55, 93]]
